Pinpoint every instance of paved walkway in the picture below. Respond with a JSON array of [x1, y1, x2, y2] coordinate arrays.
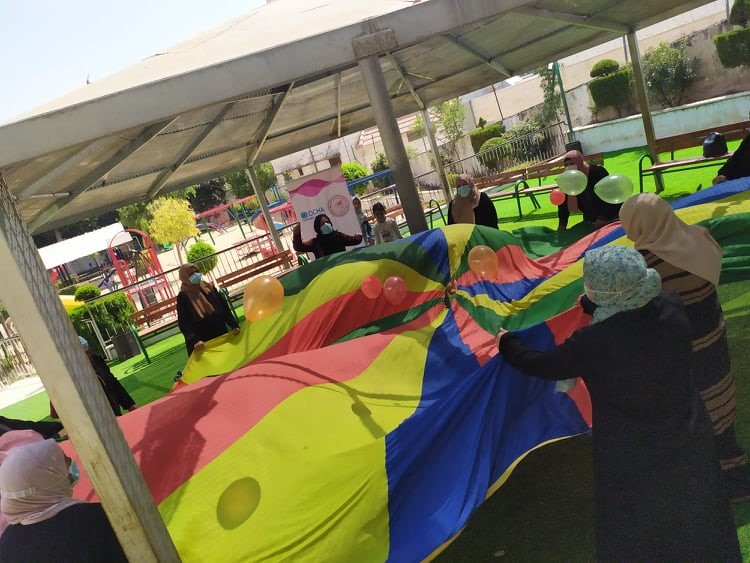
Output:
[[0, 375, 44, 411]]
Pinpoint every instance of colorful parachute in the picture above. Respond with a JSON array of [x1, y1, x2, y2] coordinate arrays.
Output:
[[67, 179, 750, 561]]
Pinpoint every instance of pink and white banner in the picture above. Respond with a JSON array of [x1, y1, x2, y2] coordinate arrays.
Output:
[[287, 166, 360, 241]]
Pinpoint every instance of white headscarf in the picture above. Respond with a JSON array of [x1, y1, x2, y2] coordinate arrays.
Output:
[[0, 430, 44, 535], [0, 439, 82, 525]]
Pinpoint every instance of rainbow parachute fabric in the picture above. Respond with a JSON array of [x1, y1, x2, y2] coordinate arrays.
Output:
[[67, 180, 750, 561]]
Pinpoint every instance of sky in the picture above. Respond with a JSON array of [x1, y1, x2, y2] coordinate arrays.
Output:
[[0, 0, 265, 122]]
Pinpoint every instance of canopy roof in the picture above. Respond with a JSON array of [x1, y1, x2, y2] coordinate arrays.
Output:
[[0, 0, 710, 233], [36, 222, 132, 269]]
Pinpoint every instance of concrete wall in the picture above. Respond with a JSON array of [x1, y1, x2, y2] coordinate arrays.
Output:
[[575, 91, 750, 154]]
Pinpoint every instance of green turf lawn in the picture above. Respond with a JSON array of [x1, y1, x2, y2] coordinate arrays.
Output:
[[1, 143, 748, 559]]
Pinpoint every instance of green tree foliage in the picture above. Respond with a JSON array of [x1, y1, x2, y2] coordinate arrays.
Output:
[[470, 123, 505, 153], [536, 66, 563, 126], [225, 170, 253, 199], [730, 0, 750, 26], [589, 59, 620, 78], [341, 162, 369, 183], [411, 114, 426, 139], [433, 99, 466, 160], [477, 137, 508, 169], [186, 241, 218, 274], [642, 40, 696, 107], [715, 27, 750, 68], [74, 284, 101, 302], [588, 67, 634, 113], [476, 117, 487, 129], [370, 152, 391, 189], [147, 198, 199, 262], [117, 187, 195, 232], [188, 177, 227, 213]]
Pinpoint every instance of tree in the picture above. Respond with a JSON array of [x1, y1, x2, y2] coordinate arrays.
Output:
[[188, 177, 227, 213], [225, 163, 277, 199], [117, 186, 195, 232], [147, 198, 199, 263], [186, 241, 218, 275], [536, 65, 564, 126], [432, 98, 466, 161], [642, 40, 695, 108]]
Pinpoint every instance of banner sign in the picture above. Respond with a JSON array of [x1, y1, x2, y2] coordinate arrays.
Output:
[[287, 166, 360, 241]]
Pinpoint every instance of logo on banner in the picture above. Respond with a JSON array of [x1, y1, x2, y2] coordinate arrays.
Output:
[[327, 195, 350, 217]]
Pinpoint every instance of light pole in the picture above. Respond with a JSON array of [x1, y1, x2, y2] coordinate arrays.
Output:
[[550, 61, 576, 143]]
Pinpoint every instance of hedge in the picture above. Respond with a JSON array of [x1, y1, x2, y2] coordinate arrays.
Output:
[[590, 59, 620, 78], [588, 68, 633, 111], [68, 293, 136, 354], [186, 241, 218, 274], [74, 284, 101, 302], [470, 123, 505, 153], [715, 27, 750, 68], [478, 137, 508, 169]]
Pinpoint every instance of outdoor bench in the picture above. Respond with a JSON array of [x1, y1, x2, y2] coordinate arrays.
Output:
[[638, 121, 750, 193], [217, 250, 296, 304], [129, 296, 179, 363]]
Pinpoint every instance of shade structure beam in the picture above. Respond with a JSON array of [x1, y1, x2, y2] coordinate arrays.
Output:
[[0, 173, 180, 562], [28, 119, 176, 234], [441, 33, 513, 78], [513, 7, 630, 34], [248, 83, 295, 167], [147, 103, 236, 198]]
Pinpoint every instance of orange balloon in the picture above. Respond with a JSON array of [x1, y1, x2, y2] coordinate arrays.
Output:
[[243, 275, 284, 321], [549, 188, 566, 206], [383, 275, 408, 305], [467, 245, 499, 280]]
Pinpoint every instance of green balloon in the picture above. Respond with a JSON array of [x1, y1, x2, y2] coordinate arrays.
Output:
[[594, 175, 634, 204], [556, 170, 587, 196]]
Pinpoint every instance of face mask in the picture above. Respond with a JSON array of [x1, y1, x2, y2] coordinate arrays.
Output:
[[189, 272, 202, 285], [457, 185, 471, 198], [68, 460, 80, 485], [320, 223, 333, 235]]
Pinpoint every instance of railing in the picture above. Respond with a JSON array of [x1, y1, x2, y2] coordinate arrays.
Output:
[[0, 336, 35, 386]]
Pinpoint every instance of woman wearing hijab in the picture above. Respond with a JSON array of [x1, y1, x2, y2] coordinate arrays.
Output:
[[0, 430, 44, 538], [621, 192, 750, 502], [0, 440, 127, 562], [292, 214, 362, 259], [177, 262, 240, 356], [496, 245, 740, 561], [447, 174, 498, 228], [556, 150, 618, 232]]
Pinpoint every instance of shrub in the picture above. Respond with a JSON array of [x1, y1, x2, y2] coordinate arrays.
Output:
[[68, 292, 136, 353], [643, 40, 695, 107], [715, 27, 750, 68], [588, 67, 633, 112], [186, 241, 218, 274], [590, 59, 620, 78], [469, 123, 506, 153], [730, 0, 750, 26], [477, 137, 508, 169], [58, 284, 79, 296], [503, 122, 552, 163], [74, 284, 101, 302], [341, 162, 369, 183], [370, 152, 390, 189]]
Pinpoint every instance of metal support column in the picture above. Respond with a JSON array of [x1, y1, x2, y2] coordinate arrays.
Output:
[[0, 174, 179, 562], [356, 55, 427, 233], [421, 109, 452, 204], [552, 62, 575, 143], [627, 31, 664, 193], [246, 167, 285, 252]]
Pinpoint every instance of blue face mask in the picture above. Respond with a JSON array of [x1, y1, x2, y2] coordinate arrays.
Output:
[[457, 185, 471, 198], [320, 223, 333, 235], [189, 272, 202, 285], [68, 460, 80, 485]]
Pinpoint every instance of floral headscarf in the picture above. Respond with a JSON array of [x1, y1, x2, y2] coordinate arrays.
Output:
[[583, 245, 661, 324]]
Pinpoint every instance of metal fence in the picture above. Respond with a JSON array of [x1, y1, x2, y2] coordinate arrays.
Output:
[[0, 336, 35, 386]]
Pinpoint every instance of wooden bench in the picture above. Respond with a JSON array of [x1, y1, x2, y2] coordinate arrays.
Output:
[[216, 250, 296, 303], [638, 121, 750, 193], [129, 296, 179, 363], [480, 153, 604, 219]]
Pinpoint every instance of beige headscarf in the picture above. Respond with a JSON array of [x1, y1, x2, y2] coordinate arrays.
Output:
[[0, 439, 82, 526], [179, 263, 215, 318], [619, 193, 723, 286], [451, 174, 481, 225], [563, 150, 590, 175], [0, 431, 44, 535]]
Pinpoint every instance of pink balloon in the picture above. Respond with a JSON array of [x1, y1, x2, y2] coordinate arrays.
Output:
[[361, 275, 382, 299], [383, 276, 408, 305], [550, 188, 566, 206]]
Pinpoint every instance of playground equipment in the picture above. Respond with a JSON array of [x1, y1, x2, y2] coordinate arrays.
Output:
[[250, 200, 296, 232], [107, 229, 173, 308]]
